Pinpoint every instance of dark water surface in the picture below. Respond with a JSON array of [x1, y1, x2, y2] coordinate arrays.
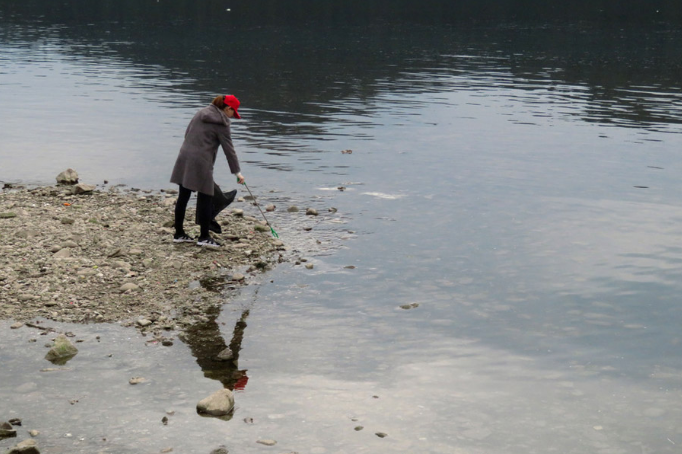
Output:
[[2, 7, 682, 454]]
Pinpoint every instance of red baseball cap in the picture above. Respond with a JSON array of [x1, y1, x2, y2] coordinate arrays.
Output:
[[223, 95, 241, 119]]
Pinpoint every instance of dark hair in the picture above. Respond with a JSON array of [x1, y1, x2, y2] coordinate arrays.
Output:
[[211, 95, 228, 109]]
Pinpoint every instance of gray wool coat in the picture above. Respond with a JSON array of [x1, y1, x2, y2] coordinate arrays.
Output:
[[170, 105, 241, 196]]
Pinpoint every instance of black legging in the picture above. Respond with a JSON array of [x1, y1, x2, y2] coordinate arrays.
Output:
[[175, 184, 213, 239]]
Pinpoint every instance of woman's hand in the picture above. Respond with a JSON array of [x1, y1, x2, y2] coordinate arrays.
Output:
[[236, 173, 245, 184]]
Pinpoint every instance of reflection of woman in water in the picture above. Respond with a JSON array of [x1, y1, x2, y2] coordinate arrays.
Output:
[[181, 305, 250, 391]]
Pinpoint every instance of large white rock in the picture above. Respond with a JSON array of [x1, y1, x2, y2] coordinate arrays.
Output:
[[56, 169, 79, 185], [7, 438, 40, 454], [196, 389, 235, 416]]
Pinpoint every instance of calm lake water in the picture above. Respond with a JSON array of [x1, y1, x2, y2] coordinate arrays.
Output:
[[2, 8, 682, 454]]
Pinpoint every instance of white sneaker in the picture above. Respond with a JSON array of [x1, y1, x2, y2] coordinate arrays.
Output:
[[197, 237, 222, 248]]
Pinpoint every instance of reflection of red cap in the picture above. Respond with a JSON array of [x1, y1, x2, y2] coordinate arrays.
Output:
[[224, 95, 241, 119], [234, 374, 249, 391]]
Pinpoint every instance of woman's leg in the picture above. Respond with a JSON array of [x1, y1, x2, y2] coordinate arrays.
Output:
[[196, 191, 213, 239], [175, 184, 193, 236]]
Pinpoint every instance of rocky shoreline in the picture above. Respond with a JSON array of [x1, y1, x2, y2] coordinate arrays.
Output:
[[0, 179, 286, 333]]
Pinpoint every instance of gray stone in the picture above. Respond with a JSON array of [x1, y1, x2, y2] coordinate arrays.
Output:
[[305, 208, 318, 216], [287, 206, 299, 212], [232, 209, 244, 217], [210, 447, 229, 454], [305, 263, 314, 270], [111, 261, 131, 269], [72, 183, 96, 194], [56, 168, 79, 185], [10, 322, 23, 329], [256, 439, 277, 446], [120, 283, 139, 292], [196, 389, 235, 416], [52, 249, 71, 258], [265, 204, 276, 212], [136, 318, 152, 327]]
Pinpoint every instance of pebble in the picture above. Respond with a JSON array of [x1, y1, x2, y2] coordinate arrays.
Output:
[[287, 206, 299, 212], [232, 209, 244, 217], [28, 430, 39, 437], [400, 303, 420, 310], [256, 439, 277, 446], [265, 204, 276, 212], [10, 322, 23, 329], [375, 432, 388, 438], [129, 377, 146, 385], [52, 249, 71, 258], [306, 208, 318, 216], [305, 264, 314, 270], [119, 283, 139, 292], [354, 426, 364, 431]]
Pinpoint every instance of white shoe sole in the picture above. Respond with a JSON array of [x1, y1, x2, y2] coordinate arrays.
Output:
[[196, 241, 221, 248]]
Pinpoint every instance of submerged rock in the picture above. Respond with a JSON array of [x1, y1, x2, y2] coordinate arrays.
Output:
[[44, 334, 78, 364], [196, 389, 235, 416], [0, 421, 17, 439]]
